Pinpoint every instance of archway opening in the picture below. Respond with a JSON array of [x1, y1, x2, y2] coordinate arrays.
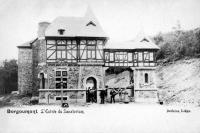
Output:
[[86, 77, 97, 103]]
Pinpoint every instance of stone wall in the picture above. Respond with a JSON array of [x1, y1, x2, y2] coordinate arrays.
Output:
[[18, 22, 49, 95], [134, 68, 158, 100], [39, 65, 104, 104], [67, 66, 79, 89], [78, 65, 104, 90], [135, 91, 157, 99], [18, 48, 33, 94], [39, 90, 86, 104], [134, 69, 156, 90], [45, 65, 79, 89]]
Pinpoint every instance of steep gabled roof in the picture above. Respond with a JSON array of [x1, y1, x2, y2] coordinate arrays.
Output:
[[45, 8, 107, 38], [106, 34, 160, 50]]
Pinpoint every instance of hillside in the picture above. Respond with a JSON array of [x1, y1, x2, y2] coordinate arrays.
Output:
[[156, 58, 200, 106], [105, 58, 200, 106], [105, 71, 130, 88]]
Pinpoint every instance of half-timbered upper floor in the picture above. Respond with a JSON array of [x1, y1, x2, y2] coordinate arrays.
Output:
[[45, 36, 159, 67], [18, 7, 160, 67], [46, 37, 106, 64], [104, 36, 160, 67]]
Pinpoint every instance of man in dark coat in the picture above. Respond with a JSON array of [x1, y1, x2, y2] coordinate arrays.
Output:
[[100, 90, 106, 104], [89, 88, 96, 103], [110, 88, 117, 103]]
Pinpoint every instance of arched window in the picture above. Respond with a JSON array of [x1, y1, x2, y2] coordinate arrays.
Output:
[[145, 73, 149, 83], [40, 73, 45, 89]]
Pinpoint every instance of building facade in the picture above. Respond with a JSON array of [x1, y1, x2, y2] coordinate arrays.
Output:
[[18, 8, 160, 104]]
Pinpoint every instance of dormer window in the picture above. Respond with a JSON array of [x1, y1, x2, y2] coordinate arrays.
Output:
[[140, 38, 149, 42], [86, 21, 96, 26], [58, 29, 65, 35]]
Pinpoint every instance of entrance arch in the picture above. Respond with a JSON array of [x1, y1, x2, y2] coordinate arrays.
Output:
[[86, 77, 97, 103]]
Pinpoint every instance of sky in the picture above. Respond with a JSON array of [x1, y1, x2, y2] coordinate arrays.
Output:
[[0, 0, 200, 60]]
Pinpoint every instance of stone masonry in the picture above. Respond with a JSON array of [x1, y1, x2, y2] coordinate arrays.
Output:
[[18, 48, 33, 94]]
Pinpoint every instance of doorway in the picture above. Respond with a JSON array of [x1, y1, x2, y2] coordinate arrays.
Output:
[[86, 77, 97, 103]]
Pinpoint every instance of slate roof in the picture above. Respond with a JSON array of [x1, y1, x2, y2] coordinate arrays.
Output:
[[17, 38, 38, 48], [45, 8, 107, 38], [105, 34, 160, 50]]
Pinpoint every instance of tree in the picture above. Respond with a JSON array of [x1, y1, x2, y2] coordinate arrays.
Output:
[[0, 59, 18, 94], [195, 29, 200, 54], [153, 32, 164, 45]]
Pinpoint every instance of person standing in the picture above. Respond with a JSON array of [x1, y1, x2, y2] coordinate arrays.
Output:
[[118, 88, 123, 102], [100, 90, 106, 104], [90, 88, 95, 103], [110, 88, 117, 103]]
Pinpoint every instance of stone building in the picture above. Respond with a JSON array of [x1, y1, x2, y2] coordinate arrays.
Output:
[[17, 8, 160, 104]]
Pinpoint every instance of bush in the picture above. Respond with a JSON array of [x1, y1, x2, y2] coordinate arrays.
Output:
[[30, 97, 39, 105], [154, 28, 200, 61]]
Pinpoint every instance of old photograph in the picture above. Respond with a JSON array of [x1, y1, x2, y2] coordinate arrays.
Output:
[[0, 0, 200, 133]]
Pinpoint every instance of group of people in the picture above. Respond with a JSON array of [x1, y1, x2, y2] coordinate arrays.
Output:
[[100, 88, 128, 104], [87, 87, 129, 104], [86, 87, 97, 103]]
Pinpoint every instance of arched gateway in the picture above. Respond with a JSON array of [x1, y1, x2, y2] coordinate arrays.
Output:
[[86, 77, 97, 103]]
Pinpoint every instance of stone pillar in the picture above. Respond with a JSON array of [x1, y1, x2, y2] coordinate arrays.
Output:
[[103, 67, 109, 89], [132, 67, 158, 102], [130, 67, 136, 101]]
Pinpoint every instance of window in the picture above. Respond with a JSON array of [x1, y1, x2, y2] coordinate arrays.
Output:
[[110, 53, 114, 61], [80, 40, 86, 44], [56, 70, 67, 89], [56, 71, 61, 76], [97, 40, 103, 45], [66, 44, 77, 61], [62, 71, 67, 76], [141, 38, 149, 42], [144, 52, 150, 61], [87, 45, 96, 59], [87, 40, 96, 45], [115, 52, 121, 62], [58, 29, 65, 35], [105, 52, 109, 62], [47, 40, 56, 44], [56, 97, 68, 101], [80, 44, 87, 59], [115, 52, 128, 62], [138, 52, 143, 61], [57, 50, 66, 59], [57, 40, 66, 45], [128, 53, 132, 62], [39, 73, 45, 89], [150, 52, 154, 61], [145, 73, 149, 83], [133, 52, 138, 62]]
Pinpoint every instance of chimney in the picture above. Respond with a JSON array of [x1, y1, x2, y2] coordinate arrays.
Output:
[[37, 22, 50, 40]]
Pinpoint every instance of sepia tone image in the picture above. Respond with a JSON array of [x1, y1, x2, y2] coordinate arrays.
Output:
[[0, 0, 200, 133]]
